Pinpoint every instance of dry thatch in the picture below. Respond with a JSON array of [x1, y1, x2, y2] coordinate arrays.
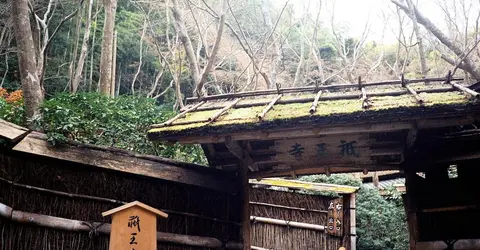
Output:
[[250, 188, 352, 250], [0, 149, 242, 250]]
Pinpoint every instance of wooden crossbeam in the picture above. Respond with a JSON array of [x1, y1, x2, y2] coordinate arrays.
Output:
[[151, 101, 205, 128], [209, 98, 240, 122], [186, 77, 463, 103], [309, 90, 323, 114], [445, 70, 480, 97], [451, 82, 480, 97], [401, 74, 425, 104], [258, 94, 282, 121], [174, 117, 474, 144], [224, 137, 258, 171], [361, 88, 370, 109], [190, 86, 456, 112], [405, 85, 425, 104], [359, 77, 371, 109]]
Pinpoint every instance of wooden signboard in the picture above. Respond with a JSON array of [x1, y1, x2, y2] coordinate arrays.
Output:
[[102, 201, 168, 250], [272, 135, 372, 167], [327, 197, 344, 237]]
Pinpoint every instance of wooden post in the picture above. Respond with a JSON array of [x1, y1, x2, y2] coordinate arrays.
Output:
[[240, 163, 251, 250], [349, 193, 357, 250], [404, 171, 419, 250], [102, 201, 168, 250]]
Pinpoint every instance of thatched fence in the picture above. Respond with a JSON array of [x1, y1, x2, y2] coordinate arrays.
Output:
[[0, 121, 243, 250], [249, 180, 357, 250]]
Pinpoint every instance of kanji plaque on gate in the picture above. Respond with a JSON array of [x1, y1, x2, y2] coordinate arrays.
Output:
[[327, 197, 344, 236], [272, 135, 372, 167]]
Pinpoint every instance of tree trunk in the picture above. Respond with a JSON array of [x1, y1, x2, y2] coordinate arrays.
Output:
[[171, 0, 201, 93], [261, 0, 281, 89], [131, 19, 147, 95], [111, 30, 117, 97], [99, 0, 117, 96], [11, 0, 44, 126], [195, 0, 227, 96], [293, 36, 305, 87], [89, 0, 100, 91], [405, 0, 428, 77], [71, 0, 94, 93], [392, 0, 480, 81]]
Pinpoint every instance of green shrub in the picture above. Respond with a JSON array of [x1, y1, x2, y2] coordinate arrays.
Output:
[[356, 187, 408, 250], [36, 93, 207, 164]]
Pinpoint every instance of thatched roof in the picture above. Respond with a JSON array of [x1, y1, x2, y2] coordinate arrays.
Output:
[[148, 77, 477, 143], [146, 77, 480, 178]]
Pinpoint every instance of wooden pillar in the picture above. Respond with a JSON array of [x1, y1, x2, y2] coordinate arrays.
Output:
[[240, 163, 251, 250], [373, 172, 379, 188], [404, 171, 420, 250], [349, 193, 357, 250]]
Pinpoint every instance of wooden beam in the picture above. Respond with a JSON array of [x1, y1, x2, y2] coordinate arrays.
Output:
[[258, 94, 282, 121], [249, 164, 400, 179], [13, 133, 238, 193], [186, 77, 463, 103], [224, 137, 258, 171], [309, 90, 323, 114], [405, 85, 425, 104], [435, 150, 480, 163], [151, 101, 205, 128], [0, 119, 29, 143], [209, 98, 240, 122], [450, 82, 480, 97], [190, 86, 457, 112], [175, 116, 474, 144]]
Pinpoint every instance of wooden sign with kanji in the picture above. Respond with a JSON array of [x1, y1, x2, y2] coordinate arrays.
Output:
[[102, 201, 168, 250], [326, 197, 344, 237], [272, 135, 372, 167]]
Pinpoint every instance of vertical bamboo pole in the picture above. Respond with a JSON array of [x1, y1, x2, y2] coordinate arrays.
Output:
[[240, 162, 251, 250]]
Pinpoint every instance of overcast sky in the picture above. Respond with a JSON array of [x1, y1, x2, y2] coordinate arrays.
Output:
[[272, 0, 479, 44]]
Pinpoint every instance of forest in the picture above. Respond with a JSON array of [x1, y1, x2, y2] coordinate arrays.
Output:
[[2, 0, 480, 249]]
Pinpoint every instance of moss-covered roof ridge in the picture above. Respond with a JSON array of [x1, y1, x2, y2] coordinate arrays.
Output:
[[148, 79, 480, 141]]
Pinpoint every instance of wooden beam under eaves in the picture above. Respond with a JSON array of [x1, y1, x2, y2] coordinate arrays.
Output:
[[248, 164, 401, 179], [174, 117, 474, 144], [224, 137, 259, 171]]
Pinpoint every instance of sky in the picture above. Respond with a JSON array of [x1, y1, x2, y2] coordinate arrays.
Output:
[[272, 0, 479, 44]]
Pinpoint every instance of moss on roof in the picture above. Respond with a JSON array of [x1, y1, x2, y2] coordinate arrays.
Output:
[[149, 91, 474, 140]]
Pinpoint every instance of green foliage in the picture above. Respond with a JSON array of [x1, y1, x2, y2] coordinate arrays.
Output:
[[298, 174, 361, 197], [299, 174, 362, 187], [356, 186, 408, 250], [36, 93, 207, 164], [0, 97, 25, 126]]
